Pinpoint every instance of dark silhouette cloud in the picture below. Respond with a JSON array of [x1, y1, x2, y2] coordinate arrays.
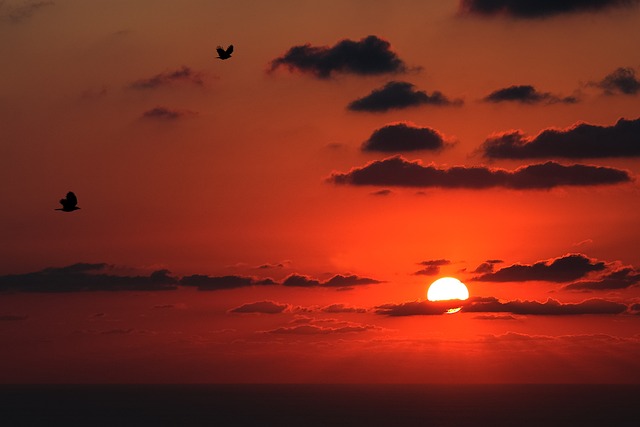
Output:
[[142, 107, 197, 120], [480, 117, 640, 159], [348, 81, 462, 112], [362, 123, 451, 153], [483, 85, 577, 104], [329, 156, 631, 189], [229, 301, 289, 314], [463, 296, 628, 315], [282, 273, 382, 288], [268, 35, 407, 79], [129, 66, 204, 89], [180, 275, 276, 291], [459, 0, 640, 18], [266, 323, 376, 334], [321, 304, 368, 313], [414, 259, 451, 276], [0, 263, 178, 292], [1, 1, 54, 24], [472, 259, 503, 274], [472, 254, 606, 282], [370, 189, 393, 196], [564, 267, 640, 290], [376, 296, 628, 316], [594, 67, 640, 95]]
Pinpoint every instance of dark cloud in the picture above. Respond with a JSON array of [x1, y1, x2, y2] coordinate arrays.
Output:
[[483, 85, 577, 104], [348, 81, 462, 112], [564, 267, 640, 291], [129, 66, 204, 89], [473, 314, 518, 320], [414, 259, 451, 276], [329, 156, 631, 189], [321, 304, 368, 313], [362, 123, 451, 153], [472, 254, 606, 282], [594, 67, 640, 95], [463, 296, 628, 315], [0, 263, 178, 292], [376, 296, 628, 316], [229, 301, 289, 314], [268, 35, 407, 79], [370, 189, 393, 196], [267, 323, 376, 334], [282, 273, 382, 288], [459, 0, 640, 18], [180, 275, 276, 291], [480, 117, 640, 159], [1, 1, 54, 24], [142, 107, 197, 120], [472, 259, 503, 274]]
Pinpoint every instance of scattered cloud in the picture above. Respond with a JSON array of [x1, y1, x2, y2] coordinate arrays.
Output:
[[480, 117, 640, 159], [472, 259, 503, 274], [473, 314, 518, 320], [472, 254, 606, 282], [459, 0, 640, 18], [265, 318, 378, 334], [483, 85, 577, 104], [229, 301, 290, 314], [370, 189, 393, 196], [414, 259, 451, 276], [0, 1, 54, 24], [320, 304, 368, 313], [0, 263, 178, 292], [361, 123, 452, 153], [282, 273, 382, 288], [348, 81, 462, 112], [593, 67, 640, 95], [564, 267, 640, 291], [142, 107, 197, 120], [376, 296, 628, 316], [329, 156, 631, 189], [129, 66, 204, 90], [268, 35, 407, 79], [180, 275, 276, 291]]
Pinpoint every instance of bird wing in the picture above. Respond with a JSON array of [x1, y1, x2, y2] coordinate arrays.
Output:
[[226, 45, 233, 55], [216, 46, 225, 56], [66, 192, 77, 206]]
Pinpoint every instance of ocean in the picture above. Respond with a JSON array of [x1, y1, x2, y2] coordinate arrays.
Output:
[[0, 384, 637, 426]]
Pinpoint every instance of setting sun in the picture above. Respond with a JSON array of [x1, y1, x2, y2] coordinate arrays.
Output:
[[427, 277, 470, 302]]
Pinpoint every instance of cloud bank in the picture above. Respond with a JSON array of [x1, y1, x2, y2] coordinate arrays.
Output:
[[480, 117, 640, 159], [348, 81, 461, 112], [329, 157, 631, 189], [268, 35, 406, 79], [362, 123, 451, 153], [472, 254, 606, 282], [459, 0, 640, 18]]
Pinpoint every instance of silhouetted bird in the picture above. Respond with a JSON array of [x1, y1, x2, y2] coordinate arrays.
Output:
[[56, 191, 81, 212], [216, 45, 233, 60]]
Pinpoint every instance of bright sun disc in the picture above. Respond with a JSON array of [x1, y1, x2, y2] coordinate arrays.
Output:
[[427, 277, 469, 302]]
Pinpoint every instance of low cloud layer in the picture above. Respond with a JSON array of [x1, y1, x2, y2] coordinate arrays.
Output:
[[282, 274, 382, 288], [483, 85, 576, 104], [229, 301, 289, 314], [564, 267, 640, 291], [472, 254, 606, 282], [376, 296, 628, 316], [362, 123, 451, 153], [348, 81, 461, 112], [329, 157, 631, 189], [180, 275, 277, 291], [268, 35, 406, 79], [459, 0, 640, 18], [480, 117, 640, 159]]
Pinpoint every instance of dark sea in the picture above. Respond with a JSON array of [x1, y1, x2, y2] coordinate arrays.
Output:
[[0, 384, 636, 427]]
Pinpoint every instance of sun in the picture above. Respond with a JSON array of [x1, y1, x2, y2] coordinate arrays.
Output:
[[427, 277, 469, 302]]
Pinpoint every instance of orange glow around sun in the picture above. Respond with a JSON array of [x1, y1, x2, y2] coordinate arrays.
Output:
[[427, 277, 470, 302]]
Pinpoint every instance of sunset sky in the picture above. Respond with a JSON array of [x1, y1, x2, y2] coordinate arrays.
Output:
[[1, 0, 640, 384]]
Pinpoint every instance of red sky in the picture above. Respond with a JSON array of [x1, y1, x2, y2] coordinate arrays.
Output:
[[1, 0, 640, 384]]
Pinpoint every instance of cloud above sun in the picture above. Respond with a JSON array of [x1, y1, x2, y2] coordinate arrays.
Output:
[[348, 81, 462, 112], [329, 157, 631, 189], [459, 0, 640, 18], [480, 117, 640, 159], [268, 35, 407, 79], [361, 123, 452, 153], [472, 254, 606, 282]]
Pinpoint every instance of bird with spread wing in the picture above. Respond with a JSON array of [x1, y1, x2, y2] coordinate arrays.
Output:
[[55, 191, 81, 212], [216, 44, 233, 60]]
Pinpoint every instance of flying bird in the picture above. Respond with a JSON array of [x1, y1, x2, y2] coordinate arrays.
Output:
[[55, 191, 81, 212], [216, 44, 233, 60]]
